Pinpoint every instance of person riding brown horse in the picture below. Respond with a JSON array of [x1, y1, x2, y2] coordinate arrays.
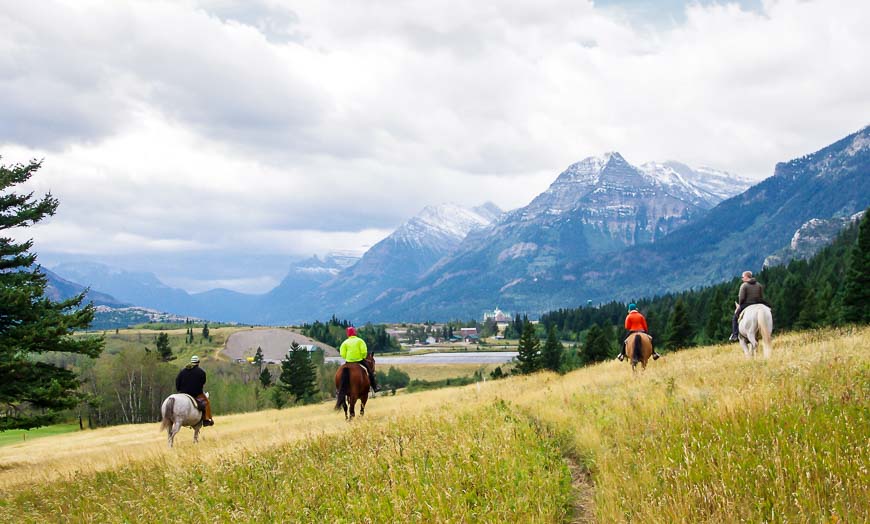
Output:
[[617, 304, 661, 362], [339, 326, 379, 392], [334, 352, 374, 419], [625, 332, 654, 371]]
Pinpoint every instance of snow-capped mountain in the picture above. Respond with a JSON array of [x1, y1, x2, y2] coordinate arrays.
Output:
[[358, 128, 870, 321], [359, 152, 728, 320], [638, 161, 752, 207], [390, 203, 498, 250], [302, 202, 502, 319], [516, 151, 712, 247]]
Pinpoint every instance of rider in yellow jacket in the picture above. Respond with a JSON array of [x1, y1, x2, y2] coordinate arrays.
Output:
[[339, 326, 379, 391]]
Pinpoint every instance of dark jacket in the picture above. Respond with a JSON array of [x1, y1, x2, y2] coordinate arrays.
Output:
[[738, 279, 765, 306], [176, 365, 206, 397]]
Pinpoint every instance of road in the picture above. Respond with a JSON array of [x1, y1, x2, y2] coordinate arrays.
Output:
[[326, 351, 518, 365]]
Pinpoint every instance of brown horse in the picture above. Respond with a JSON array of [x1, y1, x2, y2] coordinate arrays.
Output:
[[334, 353, 375, 420], [624, 332, 653, 372]]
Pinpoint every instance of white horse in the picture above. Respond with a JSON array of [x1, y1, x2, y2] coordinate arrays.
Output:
[[736, 303, 774, 358], [159, 393, 207, 448]]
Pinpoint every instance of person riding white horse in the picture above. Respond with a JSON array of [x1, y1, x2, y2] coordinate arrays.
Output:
[[736, 303, 774, 358], [729, 271, 767, 342], [175, 355, 213, 426], [160, 392, 209, 447]]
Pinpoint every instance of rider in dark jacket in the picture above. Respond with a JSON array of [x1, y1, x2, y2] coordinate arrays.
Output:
[[176, 355, 213, 426], [730, 271, 766, 341]]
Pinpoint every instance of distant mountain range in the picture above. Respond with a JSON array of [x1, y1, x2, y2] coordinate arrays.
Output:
[[49, 127, 869, 325], [359, 153, 754, 319]]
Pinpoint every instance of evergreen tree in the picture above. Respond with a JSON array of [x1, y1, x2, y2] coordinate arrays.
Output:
[[253, 346, 264, 373], [582, 324, 612, 363], [279, 341, 317, 403], [201, 323, 210, 341], [154, 332, 173, 361], [0, 159, 104, 430], [664, 298, 694, 349], [843, 210, 870, 323], [258, 367, 272, 388], [514, 321, 541, 374], [541, 324, 564, 372]]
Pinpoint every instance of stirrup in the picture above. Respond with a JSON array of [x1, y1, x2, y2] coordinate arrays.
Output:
[[617, 354, 625, 361]]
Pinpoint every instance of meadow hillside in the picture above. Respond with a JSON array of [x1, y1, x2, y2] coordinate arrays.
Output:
[[1, 327, 867, 523]]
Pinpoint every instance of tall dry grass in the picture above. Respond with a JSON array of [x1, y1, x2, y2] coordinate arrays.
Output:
[[0, 326, 867, 523]]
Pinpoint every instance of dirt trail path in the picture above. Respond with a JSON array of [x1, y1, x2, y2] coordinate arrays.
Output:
[[222, 328, 338, 362]]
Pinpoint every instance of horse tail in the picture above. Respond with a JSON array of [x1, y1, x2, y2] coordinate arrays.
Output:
[[335, 367, 350, 410], [759, 308, 773, 358], [160, 397, 174, 432], [632, 334, 641, 364]]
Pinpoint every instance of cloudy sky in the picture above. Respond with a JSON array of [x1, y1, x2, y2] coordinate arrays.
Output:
[[2, 0, 868, 293]]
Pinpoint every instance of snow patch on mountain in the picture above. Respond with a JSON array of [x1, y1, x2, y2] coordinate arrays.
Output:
[[497, 242, 538, 263], [638, 161, 751, 206], [847, 133, 870, 156], [391, 202, 502, 249]]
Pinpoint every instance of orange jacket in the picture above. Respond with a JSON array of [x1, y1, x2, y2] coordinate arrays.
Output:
[[624, 310, 648, 332]]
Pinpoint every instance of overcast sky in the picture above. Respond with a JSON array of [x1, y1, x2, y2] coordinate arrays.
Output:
[[2, 0, 868, 293]]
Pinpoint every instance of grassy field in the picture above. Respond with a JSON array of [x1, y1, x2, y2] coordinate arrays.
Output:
[[1, 326, 867, 522], [89, 326, 236, 363], [0, 424, 82, 447]]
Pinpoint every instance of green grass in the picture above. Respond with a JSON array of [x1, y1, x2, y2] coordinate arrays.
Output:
[[0, 424, 82, 447], [3, 405, 572, 523], [2, 327, 867, 523]]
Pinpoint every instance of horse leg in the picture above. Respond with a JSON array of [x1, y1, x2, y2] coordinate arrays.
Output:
[[169, 420, 182, 448], [193, 425, 201, 444], [738, 337, 751, 358], [747, 332, 759, 357]]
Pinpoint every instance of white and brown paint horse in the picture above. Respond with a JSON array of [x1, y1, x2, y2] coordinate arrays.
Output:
[[159, 393, 207, 448], [736, 303, 774, 358]]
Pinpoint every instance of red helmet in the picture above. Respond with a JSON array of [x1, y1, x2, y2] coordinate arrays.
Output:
[[347, 326, 356, 337]]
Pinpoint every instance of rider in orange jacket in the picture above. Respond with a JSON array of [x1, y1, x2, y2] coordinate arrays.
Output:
[[617, 303, 661, 361]]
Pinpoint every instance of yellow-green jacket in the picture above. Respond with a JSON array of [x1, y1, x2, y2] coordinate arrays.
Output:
[[340, 335, 368, 362]]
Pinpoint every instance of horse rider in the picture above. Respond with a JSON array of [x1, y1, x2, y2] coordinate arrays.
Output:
[[729, 270, 766, 341], [618, 303, 661, 361], [176, 355, 214, 426], [339, 326, 379, 392]]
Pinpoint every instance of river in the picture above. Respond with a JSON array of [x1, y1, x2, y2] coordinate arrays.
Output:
[[326, 351, 518, 365]]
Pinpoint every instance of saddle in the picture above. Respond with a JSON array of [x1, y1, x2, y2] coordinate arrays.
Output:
[[182, 393, 206, 413], [355, 362, 370, 379]]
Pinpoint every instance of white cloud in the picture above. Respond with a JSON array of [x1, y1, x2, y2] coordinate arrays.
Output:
[[2, 0, 869, 291]]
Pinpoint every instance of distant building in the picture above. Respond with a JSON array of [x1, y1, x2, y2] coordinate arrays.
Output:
[[483, 307, 513, 336], [483, 307, 512, 323], [460, 327, 477, 337]]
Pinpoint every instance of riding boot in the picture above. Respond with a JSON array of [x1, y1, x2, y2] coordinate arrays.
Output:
[[197, 394, 214, 426], [729, 313, 739, 341], [617, 342, 625, 361]]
